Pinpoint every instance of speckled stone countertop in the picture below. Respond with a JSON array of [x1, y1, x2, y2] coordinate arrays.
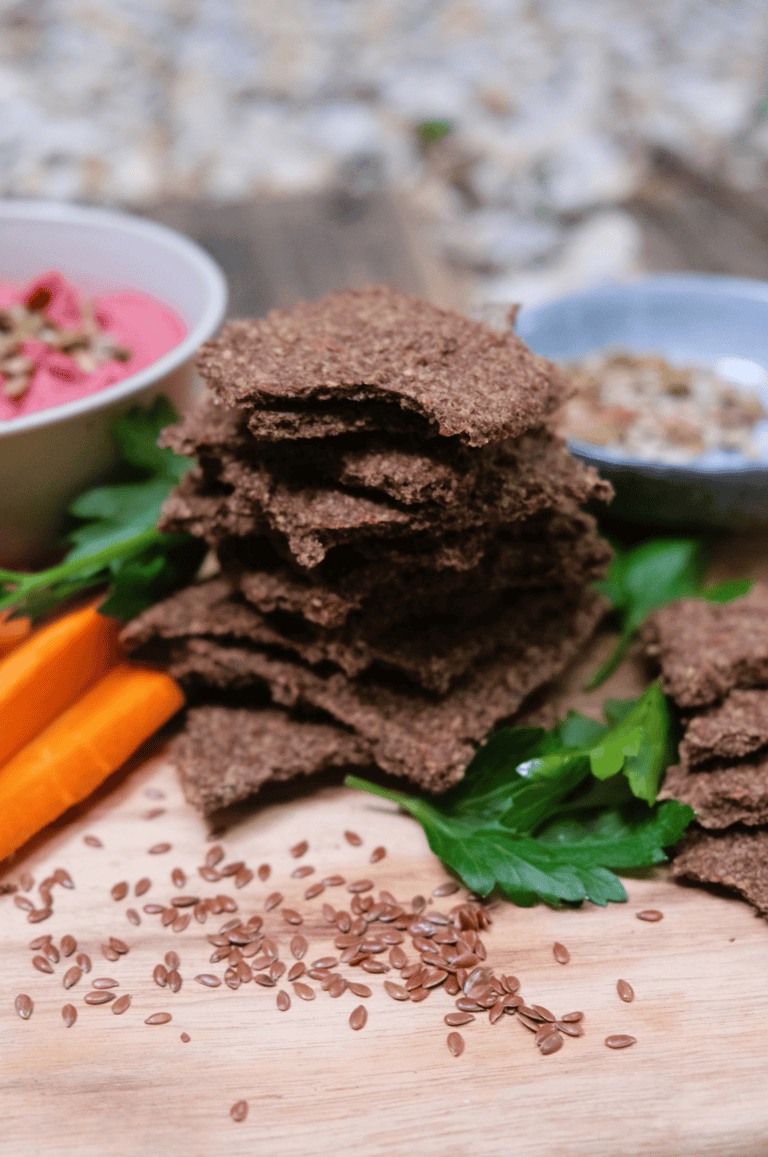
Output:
[[3, 0, 768, 304]]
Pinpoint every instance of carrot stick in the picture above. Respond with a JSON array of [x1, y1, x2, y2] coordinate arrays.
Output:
[[0, 662, 184, 862], [0, 610, 31, 659], [0, 604, 120, 768]]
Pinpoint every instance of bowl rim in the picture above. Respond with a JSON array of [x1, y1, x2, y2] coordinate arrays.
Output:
[[516, 272, 768, 476], [0, 199, 228, 437]]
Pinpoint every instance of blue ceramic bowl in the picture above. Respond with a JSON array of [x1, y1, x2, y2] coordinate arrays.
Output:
[[516, 274, 768, 529]]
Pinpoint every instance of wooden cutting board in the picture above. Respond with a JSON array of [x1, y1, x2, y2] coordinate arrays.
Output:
[[2, 630, 767, 1157]]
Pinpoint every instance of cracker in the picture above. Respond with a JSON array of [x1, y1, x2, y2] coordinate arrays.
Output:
[[194, 286, 570, 448], [660, 758, 768, 828], [134, 588, 605, 791], [679, 688, 768, 767], [169, 705, 371, 814], [671, 826, 768, 918], [643, 585, 768, 708]]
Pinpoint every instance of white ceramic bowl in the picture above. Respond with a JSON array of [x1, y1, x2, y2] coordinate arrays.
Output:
[[516, 275, 768, 530], [0, 200, 227, 567]]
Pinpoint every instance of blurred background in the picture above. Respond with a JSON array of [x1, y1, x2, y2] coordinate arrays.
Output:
[[4, 0, 768, 314]]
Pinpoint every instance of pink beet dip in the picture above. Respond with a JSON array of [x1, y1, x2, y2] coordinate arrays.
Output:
[[0, 271, 186, 421]]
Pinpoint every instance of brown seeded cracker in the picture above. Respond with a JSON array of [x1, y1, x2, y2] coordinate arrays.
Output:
[[678, 689, 768, 768], [193, 286, 570, 448], [642, 585, 768, 708], [143, 587, 606, 794], [168, 706, 370, 814], [660, 757, 768, 829], [671, 826, 768, 918]]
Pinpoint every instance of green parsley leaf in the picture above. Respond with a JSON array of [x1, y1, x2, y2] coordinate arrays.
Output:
[[587, 536, 752, 688], [0, 396, 203, 621], [346, 683, 691, 908]]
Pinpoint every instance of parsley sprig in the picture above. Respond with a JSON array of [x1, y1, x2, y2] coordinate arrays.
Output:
[[0, 397, 205, 622], [347, 683, 693, 908]]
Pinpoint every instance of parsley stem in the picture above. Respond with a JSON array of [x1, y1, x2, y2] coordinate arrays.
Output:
[[344, 775, 413, 808], [583, 629, 634, 692]]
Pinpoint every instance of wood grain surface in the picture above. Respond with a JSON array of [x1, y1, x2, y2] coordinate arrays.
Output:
[[2, 630, 767, 1157]]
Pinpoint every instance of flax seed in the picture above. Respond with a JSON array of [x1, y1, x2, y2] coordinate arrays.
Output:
[[287, 963, 305, 982], [230, 1100, 248, 1123], [171, 896, 199, 909], [447, 1031, 465, 1056], [145, 1013, 172, 1025], [312, 957, 338, 970], [539, 1031, 563, 1055], [389, 947, 407, 969], [276, 990, 291, 1011], [180, 1032, 191, 1042], [269, 961, 286, 981], [323, 875, 345, 887], [164, 951, 180, 970], [433, 881, 460, 897], [32, 955, 53, 974], [532, 1004, 556, 1022], [254, 973, 276, 987], [92, 978, 119, 989], [83, 835, 102, 848], [168, 970, 182, 993], [198, 866, 221, 883], [206, 846, 224, 869], [42, 941, 60, 964], [235, 867, 253, 889], [348, 879, 373, 893], [85, 991, 115, 1004], [217, 894, 237, 912], [293, 982, 315, 1001], [556, 1020, 584, 1037], [27, 908, 52, 923], [15, 994, 33, 1019], [134, 877, 151, 897], [281, 909, 302, 925], [112, 994, 131, 1015], [19, 871, 34, 891], [63, 966, 81, 989], [384, 981, 409, 1002], [126, 908, 140, 926], [160, 909, 176, 927], [148, 843, 171, 855], [220, 861, 244, 878], [636, 909, 663, 922], [257, 864, 270, 881], [193, 902, 208, 923], [336, 913, 352, 933], [290, 840, 309, 858], [349, 1004, 367, 1030], [553, 942, 570, 965], [518, 1014, 540, 1032], [410, 987, 430, 1002], [605, 1034, 636, 1048], [171, 868, 186, 889], [617, 979, 634, 1002], [291, 865, 314, 879], [60, 935, 76, 957], [76, 953, 91, 973], [62, 1003, 76, 1027], [14, 895, 33, 911], [154, 965, 168, 987], [144, 903, 164, 914], [195, 974, 221, 987], [265, 892, 283, 911], [369, 846, 386, 863]]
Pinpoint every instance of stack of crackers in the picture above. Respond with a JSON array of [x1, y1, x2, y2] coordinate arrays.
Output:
[[123, 287, 612, 814], [645, 586, 768, 917]]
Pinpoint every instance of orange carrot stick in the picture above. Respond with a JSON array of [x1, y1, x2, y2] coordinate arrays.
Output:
[[0, 604, 120, 768], [0, 662, 184, 862], [0, 610, 31, 659]]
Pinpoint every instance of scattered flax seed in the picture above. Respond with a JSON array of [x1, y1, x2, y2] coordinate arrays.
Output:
[[15, 994, 33, 1019], [281, 909, 303, 925], [445, 1012, 475, 1027], [532, 1005, 556, 1022], [143, 808, 166, 820], [76, 953, 91, 973], [254, 974, 276, 987], [617, 980, 635, 1002], [63, 966, 82, 990], [218, 895, 238, 913], [265, 892, 283, 911], [135, 878, 151, 896], [389, 947, 408, 970], [291, 865, 314, 879], [341, 982, 369, 1000], [85, 991, 115, 1005], [276, 990, 291, 1011], [540, 1032, 564, 1055], [14, 895, 33, 911], [257, 864, 270, 881], [347, 879, 374, 894], [433, 882, 460, 897], [553, 942, 570, 965], [560, 1010, 583, 1023], [101, 944, 120, 962], [556, 1020, 584, 1037], [411, 895, 426, 913], [60, 935, 77, 957], [605, 1034, 637, 1049], [195, 974, 221, 988], [62, 1003, 77, 1027], [344, 831, 363, 847], [165, 951, 180, 970], [180, 1032, 191, 1042], [328, 975, 347, 998], [83, 835, 103, 848], [230, 1100, 248, 1123], [171, 868, 186, 889], [144, 903, 164, 915], [293, 982, 315, 1001], [161, 909, 176, 927], [198, 866, 220, 883], [349, 1005, 367, 1030], [126, 909, 140, 926], [235, 867, 253, 889], [287, 963, 305, 982], [154, 965, 168, 987], [171, 896, 199, 909], [220, 861, 244, 878], [636, 909, 663, 922], [145, 1013, 172, 1025], [42, 941, 60, 963], [27, 908, 52, 923], [112, 994, 131, 1015], [54, 869, 74, 889], [304, 883, 325, 900], [109, 938, 129, 955], [32, 955, 54, 974], [290, 840, 309, 858], [447, 1031, 465, 1057], [323, 875, 345, 887], [194, 902, 208, 923], [206, 846, 225, 869], [384, 981, 409, 1002], [92, 978, 119, 989], [168, 970, 182, 992], [148, 843, 171, 855], [20, 872, 34, 891], [369, 846, 386, 863]]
